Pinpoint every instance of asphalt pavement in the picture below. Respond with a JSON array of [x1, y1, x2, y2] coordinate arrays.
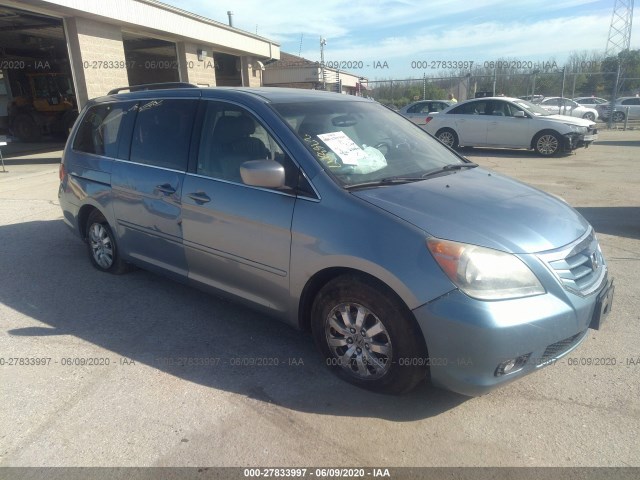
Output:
[[0, 131, 638, 468]]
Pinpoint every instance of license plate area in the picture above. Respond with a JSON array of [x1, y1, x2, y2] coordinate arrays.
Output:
[[590, 279, 614, 330]]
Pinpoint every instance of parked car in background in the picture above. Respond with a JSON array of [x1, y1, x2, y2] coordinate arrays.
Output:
[[518, 95, 544, 104], [596, 97, 640, 122], [539, 97, 598, 121], [573, 96, 609, 109], [423, 96, 598, 156], [399, 100, 452, 125], [59, 85, 613, 396]]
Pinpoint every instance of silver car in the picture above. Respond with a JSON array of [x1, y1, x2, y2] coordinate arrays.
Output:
[[399, 100, 452, 125], [573, 96, 609, 109], [596, 97, 640, 122], [423, 97, 598, 156], [539, 97, 598, 121], [59, 84, 614, 395]]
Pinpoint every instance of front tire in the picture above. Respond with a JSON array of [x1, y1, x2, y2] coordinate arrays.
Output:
[[582, 112, 596, 121], [85, 210, 130, 274], [311, 274, 428, 394], [533, 131, 562, 156], [435, 128, 459, 149]]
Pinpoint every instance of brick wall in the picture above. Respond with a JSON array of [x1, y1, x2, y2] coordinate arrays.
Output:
[[67, 17, 128, 103], [241, 56, 263, 87], [177, 42, 217, 86]]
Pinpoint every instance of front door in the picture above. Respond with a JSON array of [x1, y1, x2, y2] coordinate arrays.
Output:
[[181, 101, 298, 313]]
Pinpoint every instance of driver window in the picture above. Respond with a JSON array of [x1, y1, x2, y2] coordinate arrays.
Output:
[[197, 101, 298, 188]]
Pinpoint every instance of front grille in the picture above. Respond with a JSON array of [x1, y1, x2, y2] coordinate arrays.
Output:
[[539, 229, 606, 296], [537, 331, 585, 366]]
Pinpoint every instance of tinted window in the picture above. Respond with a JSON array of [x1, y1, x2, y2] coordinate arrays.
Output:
[[449, 101, 487, 115], [407, 103, 424, 113], [197, 101, 298, 189], [129, 99, 197, 171], [73, 102, 133, 157], [621, 98, 640, 105]]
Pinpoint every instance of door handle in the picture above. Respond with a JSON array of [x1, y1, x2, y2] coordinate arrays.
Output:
[[188, 192, 211, 204], [156, 183, 176, 195]]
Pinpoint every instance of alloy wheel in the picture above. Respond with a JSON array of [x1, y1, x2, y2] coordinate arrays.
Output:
[[325, 303, 393, 380]]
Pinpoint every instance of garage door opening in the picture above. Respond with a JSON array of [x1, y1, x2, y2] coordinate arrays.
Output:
[[0, 6, 76, 143], [213, 52, 243, 86], [123, 33, 180, 86]]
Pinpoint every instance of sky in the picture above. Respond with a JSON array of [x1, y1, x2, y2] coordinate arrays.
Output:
[[162, 0, 640, 80]]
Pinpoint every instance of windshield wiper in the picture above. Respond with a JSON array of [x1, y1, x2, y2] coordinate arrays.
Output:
[[421, 162, 478, 178], [345, 163, 478, 190], [344, 176, 426, 190]]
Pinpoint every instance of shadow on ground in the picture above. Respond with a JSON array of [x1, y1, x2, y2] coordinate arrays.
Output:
[[0, 219, 468, 421], [590, 140, 640, 147], [459, 147, 558, 158], [0, 140, 64, 162], [1, 156, 61, 165], [576, 206, 640, 241]]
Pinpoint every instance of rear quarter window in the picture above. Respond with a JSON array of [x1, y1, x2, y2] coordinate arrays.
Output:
[[129, 99, 198, 171], [73, 103, 133, 157]]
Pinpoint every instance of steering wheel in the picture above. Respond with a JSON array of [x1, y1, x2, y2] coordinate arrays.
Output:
[[373, 141, 392, 155]]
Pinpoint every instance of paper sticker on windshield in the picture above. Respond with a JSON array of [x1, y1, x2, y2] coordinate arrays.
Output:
[[317, 131, 367, 165]]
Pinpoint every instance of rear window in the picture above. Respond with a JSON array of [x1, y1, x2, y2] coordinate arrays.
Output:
[[73, 103, 132, 157]]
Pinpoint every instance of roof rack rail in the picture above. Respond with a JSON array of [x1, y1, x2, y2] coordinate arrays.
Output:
[[107, 82, 197, 95]]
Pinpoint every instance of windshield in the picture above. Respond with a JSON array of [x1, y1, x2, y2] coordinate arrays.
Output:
[[512, 99, 552, 116], [271, 100, 463, 187]]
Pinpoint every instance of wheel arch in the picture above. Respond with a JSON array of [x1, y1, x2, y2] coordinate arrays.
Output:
[[433, 127, 460, 149], [77, 204, 106, 241], [297, 267, 416, 333], [531, 128, 562, 150]]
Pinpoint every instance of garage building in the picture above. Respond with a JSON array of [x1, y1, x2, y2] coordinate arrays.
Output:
[[0, 0, 280, 140]]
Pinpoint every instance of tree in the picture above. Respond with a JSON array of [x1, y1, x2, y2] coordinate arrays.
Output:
[[602, 49, 640, 96]]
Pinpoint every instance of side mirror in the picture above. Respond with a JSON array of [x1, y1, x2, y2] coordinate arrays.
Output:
[[240, 160, 285, 188], [513, 111, 527, 118]]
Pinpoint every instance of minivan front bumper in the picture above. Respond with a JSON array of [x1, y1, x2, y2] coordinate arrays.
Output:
[[413, 276, 610, 396]]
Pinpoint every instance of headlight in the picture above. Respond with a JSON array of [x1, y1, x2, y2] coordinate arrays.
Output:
[[564, 124, 587, 134], [427, 238, 545, 300]]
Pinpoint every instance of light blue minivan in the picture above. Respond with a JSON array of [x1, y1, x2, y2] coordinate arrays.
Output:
[[59, 84, 615, 395]]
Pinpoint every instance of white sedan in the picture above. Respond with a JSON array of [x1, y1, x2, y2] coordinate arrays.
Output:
[[423, 97, 597, 156], [539, 97, 598, 121], [573, 96, 609, 109]]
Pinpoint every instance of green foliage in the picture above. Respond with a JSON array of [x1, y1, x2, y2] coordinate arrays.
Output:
[[368, 50, 640, 102], [368, 79, 448, 107]]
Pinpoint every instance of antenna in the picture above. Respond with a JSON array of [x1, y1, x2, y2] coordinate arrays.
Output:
[[298, 33, 304, 57], [605, 0, 634, 56]]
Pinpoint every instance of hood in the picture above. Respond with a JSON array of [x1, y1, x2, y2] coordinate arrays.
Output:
[[352, 168, 589, 254], [539, 114, 594, 127]]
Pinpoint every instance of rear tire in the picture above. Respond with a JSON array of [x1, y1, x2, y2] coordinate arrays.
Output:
[[311, 274, 428, 394], [612, 111, 625, 123], [85, 210, 130, 274], [582, 112, 596, 122], [435, 128, 459, 149]]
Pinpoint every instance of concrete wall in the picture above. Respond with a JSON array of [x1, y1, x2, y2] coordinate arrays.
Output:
[[65, 17, 128, 106], [177, 42, 217, 87], [241, 56, 263, 88], [22, 0, 279, 59]]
